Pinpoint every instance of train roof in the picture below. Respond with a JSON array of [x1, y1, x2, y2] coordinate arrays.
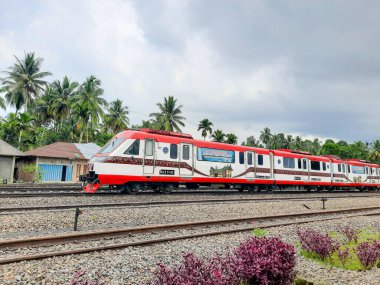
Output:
[[270, 149, 330, 162], [117, 129, 270, 154]]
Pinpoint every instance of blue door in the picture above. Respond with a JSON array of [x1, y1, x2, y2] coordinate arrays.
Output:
[[39, 164, 73, 181]]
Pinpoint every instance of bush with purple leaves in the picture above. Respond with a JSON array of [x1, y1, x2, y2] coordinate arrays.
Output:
[[297, 228, 339, 260], [151, 237, 296, 285]]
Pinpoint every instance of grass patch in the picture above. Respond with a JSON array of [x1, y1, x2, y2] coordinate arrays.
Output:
[[298, 226, 380, 271]]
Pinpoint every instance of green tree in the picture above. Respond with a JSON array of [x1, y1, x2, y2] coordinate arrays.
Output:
[[320, 141, 340, 156], [285, 135, 294, 149], [259, 127, 272, 148], [368, 140, 380, 163], [0, 96, 5, 110], [50, 76, 79, 129], [294, 136, 303, 150], [225, 133, 238, 144], [197, 118, 213, 140], [242, 136, 261, 147], [0, 52, 52, 113], [211, 129, 225, 142], [150, 96, 185, 132], [269, 133, 283, 149], [5, 112, 36, 149], [73, 76, 108, 143], [104, 99, 129, 133]]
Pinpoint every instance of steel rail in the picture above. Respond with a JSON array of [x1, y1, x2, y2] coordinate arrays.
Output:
[[1, 194, 380, 213], [1, 189, 379, 198], [0, 208, 379, 265], [1, 206, 380, 251]]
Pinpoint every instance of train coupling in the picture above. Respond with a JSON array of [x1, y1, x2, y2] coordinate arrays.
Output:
[[80, 171, 100, 193]]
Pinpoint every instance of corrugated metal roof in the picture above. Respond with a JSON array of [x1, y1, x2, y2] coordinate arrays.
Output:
[[74, 143, 101, 159], [25, 142, 100, 160], [0, 140, 24, 156]]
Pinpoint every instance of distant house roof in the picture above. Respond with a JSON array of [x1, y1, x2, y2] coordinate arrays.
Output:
[[25, 142, 100, 160], [0, 140, 24, 157]]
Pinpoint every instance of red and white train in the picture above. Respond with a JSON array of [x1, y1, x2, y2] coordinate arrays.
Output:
[[81, 128, 380, 193]]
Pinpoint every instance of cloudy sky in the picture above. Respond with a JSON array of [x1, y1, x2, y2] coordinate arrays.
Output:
[[0, 0, 379, 142]]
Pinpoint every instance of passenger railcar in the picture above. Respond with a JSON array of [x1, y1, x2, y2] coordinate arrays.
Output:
[[81, 129, 380, 193]]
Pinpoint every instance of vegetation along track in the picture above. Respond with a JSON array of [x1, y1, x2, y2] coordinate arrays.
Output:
[[1, 206, 380, 265], [2, 193, 380, 213]]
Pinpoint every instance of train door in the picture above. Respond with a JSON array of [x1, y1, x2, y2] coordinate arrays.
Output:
[[143, 139, 155, 174], [245, 151, 255, 179], [329, 161, 333, 182], [269, 153, 274, 179], [302, 158, 309, 181], [179, 143, 193, 176]]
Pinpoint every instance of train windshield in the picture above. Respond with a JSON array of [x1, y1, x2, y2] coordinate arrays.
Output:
[[100, 137, 125, 154]]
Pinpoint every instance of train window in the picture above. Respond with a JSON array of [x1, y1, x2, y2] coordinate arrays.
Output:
[[239, 152, 244, 164], [124, 140, 140, 155], [170, 144, 178, 159], [303, 159, 307, 170], [247, 153, 253, 165], [182, 145, 190, 160], [322, 162, 326, 171], [258, 154, 263, 166], [310, 161, 321, 171], [283, 157, 295, 169], [352, 166, 365, 174], [145, 140, 154, 156], [298, 159, 301, 169], [342, 164, 346, 173], [366, 167, 368, 174], [100, 137, 125, 154], [338, 164, 341, 172], [348, 165, 351, 173]]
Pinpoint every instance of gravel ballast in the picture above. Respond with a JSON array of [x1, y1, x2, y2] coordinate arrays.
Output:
[[0, 215, 379, 284]]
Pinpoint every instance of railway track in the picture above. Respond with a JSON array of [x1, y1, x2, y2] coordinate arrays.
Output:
[[1, 187, 379, 198], [2, 193, 380, 213], [1, 206, 380, 265]]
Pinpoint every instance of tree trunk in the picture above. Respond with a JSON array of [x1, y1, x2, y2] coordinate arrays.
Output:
[[79, 131, 83, 143], [18, 130, 22, 147]]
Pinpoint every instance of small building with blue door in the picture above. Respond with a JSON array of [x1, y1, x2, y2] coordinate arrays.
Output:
[[18, 142, 100, 182]]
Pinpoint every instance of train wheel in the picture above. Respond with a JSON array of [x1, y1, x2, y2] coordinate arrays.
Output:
[[161, 183, 177, 194], [125, 183, 143, 194], [151, 185, 162, 193]]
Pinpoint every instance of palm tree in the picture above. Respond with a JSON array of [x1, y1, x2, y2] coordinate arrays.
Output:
[[285, 135, 293, 148], [105, 99, 129, 133], [150, 96, 185, 132], [8, 112, 35, 147], [225, 133, 238, 144], [259, 127, 272, 148], [368, 140, 380, 163], [198, 118, 213, 140], [311, 138, 321, 155], [73, 76, 108, 143], [211, 129, 225, 142], [294, 136, 303, 150], [0, 52, 52, 113], [50, 76, 79, 129], [269, 133, 283, 149], [0, 96, 5, 110]]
